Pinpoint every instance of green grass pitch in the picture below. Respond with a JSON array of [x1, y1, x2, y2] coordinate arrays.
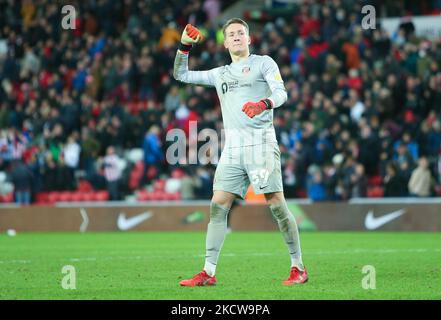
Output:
[[0, 231, 440, 299]]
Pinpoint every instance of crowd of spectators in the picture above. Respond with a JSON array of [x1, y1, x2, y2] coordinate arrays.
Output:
[[0, 0, 440, 203]]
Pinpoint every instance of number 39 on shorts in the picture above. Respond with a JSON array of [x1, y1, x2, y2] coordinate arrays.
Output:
[[250, 169, 270, 187]]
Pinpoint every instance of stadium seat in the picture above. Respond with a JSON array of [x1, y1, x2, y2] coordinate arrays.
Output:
[[367, 186, 385, 198], [95, 191, 109, 201], [36, 192, 49, 204], [150, 191, 166, 201], [368, 175, 383, 187], [148, 192, 157, 201], [153, 179, 166, 191], [131, 171, 143, 181], [296, 189, 308, 199], [77, 180, 93, 192], [146, 166, 158, 180], [82, 193, 95, 202], [127, 101, 139, 114], [169, 192, 181, 201], [5, 193, 14, 202], [0, 193, 14, 203], [137, 191, 152, 201], [134, 160, 144, 171], [137, 191, 182, 201], [129, 178, 140, 190], [48, 192, 61, 203], [59, 191, 72, 202], [171, 169, 185, 179], [129, 164, 144, 190], [70, 192, 83, 202], [163, 192, 174, 201]]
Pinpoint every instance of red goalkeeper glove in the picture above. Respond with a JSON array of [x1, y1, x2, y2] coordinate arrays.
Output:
[[179, 24, 204, 53], [181, 24, 203, 45], [242, 99, 273, 118]]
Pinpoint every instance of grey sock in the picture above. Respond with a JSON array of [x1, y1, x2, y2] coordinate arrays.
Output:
[[270, 202, 304, 269], [204, 202, 230, 275]]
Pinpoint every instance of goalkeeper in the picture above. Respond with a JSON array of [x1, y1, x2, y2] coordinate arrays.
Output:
[[173, 19, 308, 286]]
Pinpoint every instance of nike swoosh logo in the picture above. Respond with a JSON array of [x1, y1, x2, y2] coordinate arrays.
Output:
[[364, 209, 406, 230], [117, 211, 153, 231]]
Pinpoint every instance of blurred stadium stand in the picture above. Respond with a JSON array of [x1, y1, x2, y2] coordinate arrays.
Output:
[[0, 0, 440, 204]]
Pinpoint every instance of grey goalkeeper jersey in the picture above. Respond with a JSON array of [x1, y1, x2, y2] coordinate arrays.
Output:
[[173, 52, 287, 148]]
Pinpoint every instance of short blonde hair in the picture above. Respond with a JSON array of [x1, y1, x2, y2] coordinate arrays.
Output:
[[222, 18, 249, 36]]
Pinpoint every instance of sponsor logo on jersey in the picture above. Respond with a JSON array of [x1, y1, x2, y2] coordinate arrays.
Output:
[[221, 82, 228, 94]]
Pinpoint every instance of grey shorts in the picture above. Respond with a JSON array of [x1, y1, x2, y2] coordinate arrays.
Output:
[[213, 143, 283, 199]]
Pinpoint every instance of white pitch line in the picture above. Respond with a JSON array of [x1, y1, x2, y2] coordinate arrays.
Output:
[[0, 259, 32, 264], [197, 248, 441, 257], [1, 248, 440, 265]]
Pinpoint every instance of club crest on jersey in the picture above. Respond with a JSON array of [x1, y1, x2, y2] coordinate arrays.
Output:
[[242, 66, 250, 74], [274, 72, 282, 81]]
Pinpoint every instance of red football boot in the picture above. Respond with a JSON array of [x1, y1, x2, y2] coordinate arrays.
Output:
[[180, 270, 217, 287], [282, 266, 308, 285]]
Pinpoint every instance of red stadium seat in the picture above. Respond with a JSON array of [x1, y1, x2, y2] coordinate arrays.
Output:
[[171, 169, 184, 179], [131, 170, 143, 180], [162, 192, 173, 201], [167, 192, 181, 201], [36, 192, 49, 203], [129, 178, 140, 190], [296, 189, 308, 198], [134, 161, 144, 172], [150, 191, 166, 201], [146, 166, 157, 180], [82, 193, 95, 202], [0, 193, 14, 203], [368, 175, 383, 187], [71, 192, 83, 202], [59, 191, 72, 202], [94, 191, 109, 201], [129, 166, 144, 190], [77, 180, 93, 192], [137, 191, 152, 201], [153, 179, 166, 191], [48, 192, 61, 203], [6, 193, 14, 202], [149, 192, 158, 201], [127, 101, 138, 114], [158, 191, 168, 201], [129, 170, 143, 189], [436, 186, 441, 197], [367, 186, 385, 198]]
